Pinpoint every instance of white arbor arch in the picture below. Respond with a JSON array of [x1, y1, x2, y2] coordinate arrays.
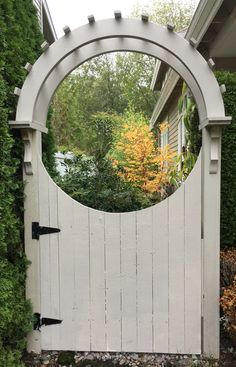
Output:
[[10, 16, 231, 358]]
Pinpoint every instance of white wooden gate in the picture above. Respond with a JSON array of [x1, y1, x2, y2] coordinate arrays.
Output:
[[11, 17, 231, 357], [35, 154, 202, 354]]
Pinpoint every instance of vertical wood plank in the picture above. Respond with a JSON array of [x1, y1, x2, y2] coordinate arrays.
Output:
[[57, 189, 75, 350], [168, 185, 185, 353], [120, 212, 137, 352], [185, 155, 202, 354], [37, 156, 203, 354], [47, 179, 60, 349], [73, 203, 90, 351], [136, 209, 153, 352], [48, 181, 60, 317], [89, 209, 106, 351], [25, 148, 41, 353], [38, 162, 52, 350], [105, 213, 121, 351], [152, 200, 169, 353]]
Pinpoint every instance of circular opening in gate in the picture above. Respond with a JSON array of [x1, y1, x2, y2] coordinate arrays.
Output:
[[44, 51, 201, 212]]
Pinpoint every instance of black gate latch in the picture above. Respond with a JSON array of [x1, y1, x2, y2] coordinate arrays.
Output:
[[33, 313, 62, 330], [32, 222, 61, 240]]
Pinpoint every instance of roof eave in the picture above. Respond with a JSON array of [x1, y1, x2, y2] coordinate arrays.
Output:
[[42, 0, 57, 42], [150, 0, 225, 125]]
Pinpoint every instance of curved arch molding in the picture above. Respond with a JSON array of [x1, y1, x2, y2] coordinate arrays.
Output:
[[10, 18, 230, 128]]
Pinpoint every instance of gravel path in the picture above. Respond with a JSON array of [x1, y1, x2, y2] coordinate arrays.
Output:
[[23, 347, 236, 367]]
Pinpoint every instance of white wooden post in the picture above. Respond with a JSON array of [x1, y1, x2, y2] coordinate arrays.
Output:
[[22, 129, 42, 353], [202, 125, 222, 358]]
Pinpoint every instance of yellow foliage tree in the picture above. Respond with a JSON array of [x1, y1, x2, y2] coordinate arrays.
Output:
[[111, 112, 176, 195]]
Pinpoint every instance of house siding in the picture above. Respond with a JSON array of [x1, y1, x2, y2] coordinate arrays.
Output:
[[33, 0, 57, 43], [160, 99, 179, 153], [151, 0, 236, 141]]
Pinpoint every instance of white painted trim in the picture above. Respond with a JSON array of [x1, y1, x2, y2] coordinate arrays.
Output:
[[42, 0, 57, 41], [199, 117, 232, 130], [9, 120, 48, 133], [150, 70, 179, 128], [150, 0, 225, 125], [150, 60, 162, 91], [185, 0, 224, 44]]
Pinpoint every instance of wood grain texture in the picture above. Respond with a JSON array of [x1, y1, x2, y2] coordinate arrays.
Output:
[[47, 179, 60, 349], [105, 213, 121, 351], [120, 213, 137, 352], [136, 209, 153, 352], [168, 185, 185, 353], [73, 202, 90, 351], [25, 150, 41, 353], [184, 155, 202, 354], [38, 161, 52, 350], [202, 129, 221, 357], [153, 200, 169, 353], [57, 188, 75, 350], [36, 154, 202, 354], [89, 209, 106, 351]]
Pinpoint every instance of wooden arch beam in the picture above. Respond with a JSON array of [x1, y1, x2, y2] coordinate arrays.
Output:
[[11, 18, 230, 131], [33, 38, 205, 126]]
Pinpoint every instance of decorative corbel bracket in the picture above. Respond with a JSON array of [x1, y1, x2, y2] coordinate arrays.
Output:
[[8, 120, 48, 176], [199, 116, 232, 174], [21, 129, 33, 175], [9, 120, 48, 133], [199, 116, 231, 130], [209, 126, 220, 174]]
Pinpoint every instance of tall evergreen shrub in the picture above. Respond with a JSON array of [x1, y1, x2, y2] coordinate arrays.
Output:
[[42, 108, 58, 179], [215, 71, 236, 248], [0, 0, 50, 364]]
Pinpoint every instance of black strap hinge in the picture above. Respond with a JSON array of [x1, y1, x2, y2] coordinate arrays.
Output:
[[32, 222, 60, 240], [33, 313, 62, 330]]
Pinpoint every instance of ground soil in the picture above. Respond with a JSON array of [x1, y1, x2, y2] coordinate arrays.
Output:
[[23, 329, 236, 367]]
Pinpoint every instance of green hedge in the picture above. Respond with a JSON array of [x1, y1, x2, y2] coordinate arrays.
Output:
[[0, 0, 44, 364], [42, 108, 58, 179], [215, 71, 236, 248]]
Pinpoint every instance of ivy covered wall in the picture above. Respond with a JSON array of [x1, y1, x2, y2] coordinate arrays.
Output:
[[0, 1, 43, 365]]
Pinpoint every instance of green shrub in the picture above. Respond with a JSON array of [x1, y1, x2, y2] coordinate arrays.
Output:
[[58, 154, 151, 212], [42, 108, 58, 179], [215, 71, 236, 248], [0, 0, 51, 364], [0, 345, 25, 367], [57, 351, 75, 365], [0, 259, 33, 350]]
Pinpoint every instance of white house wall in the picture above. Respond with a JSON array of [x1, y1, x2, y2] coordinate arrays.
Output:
[[168, 101, 179, 152], [159, 97, 179, 152]]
